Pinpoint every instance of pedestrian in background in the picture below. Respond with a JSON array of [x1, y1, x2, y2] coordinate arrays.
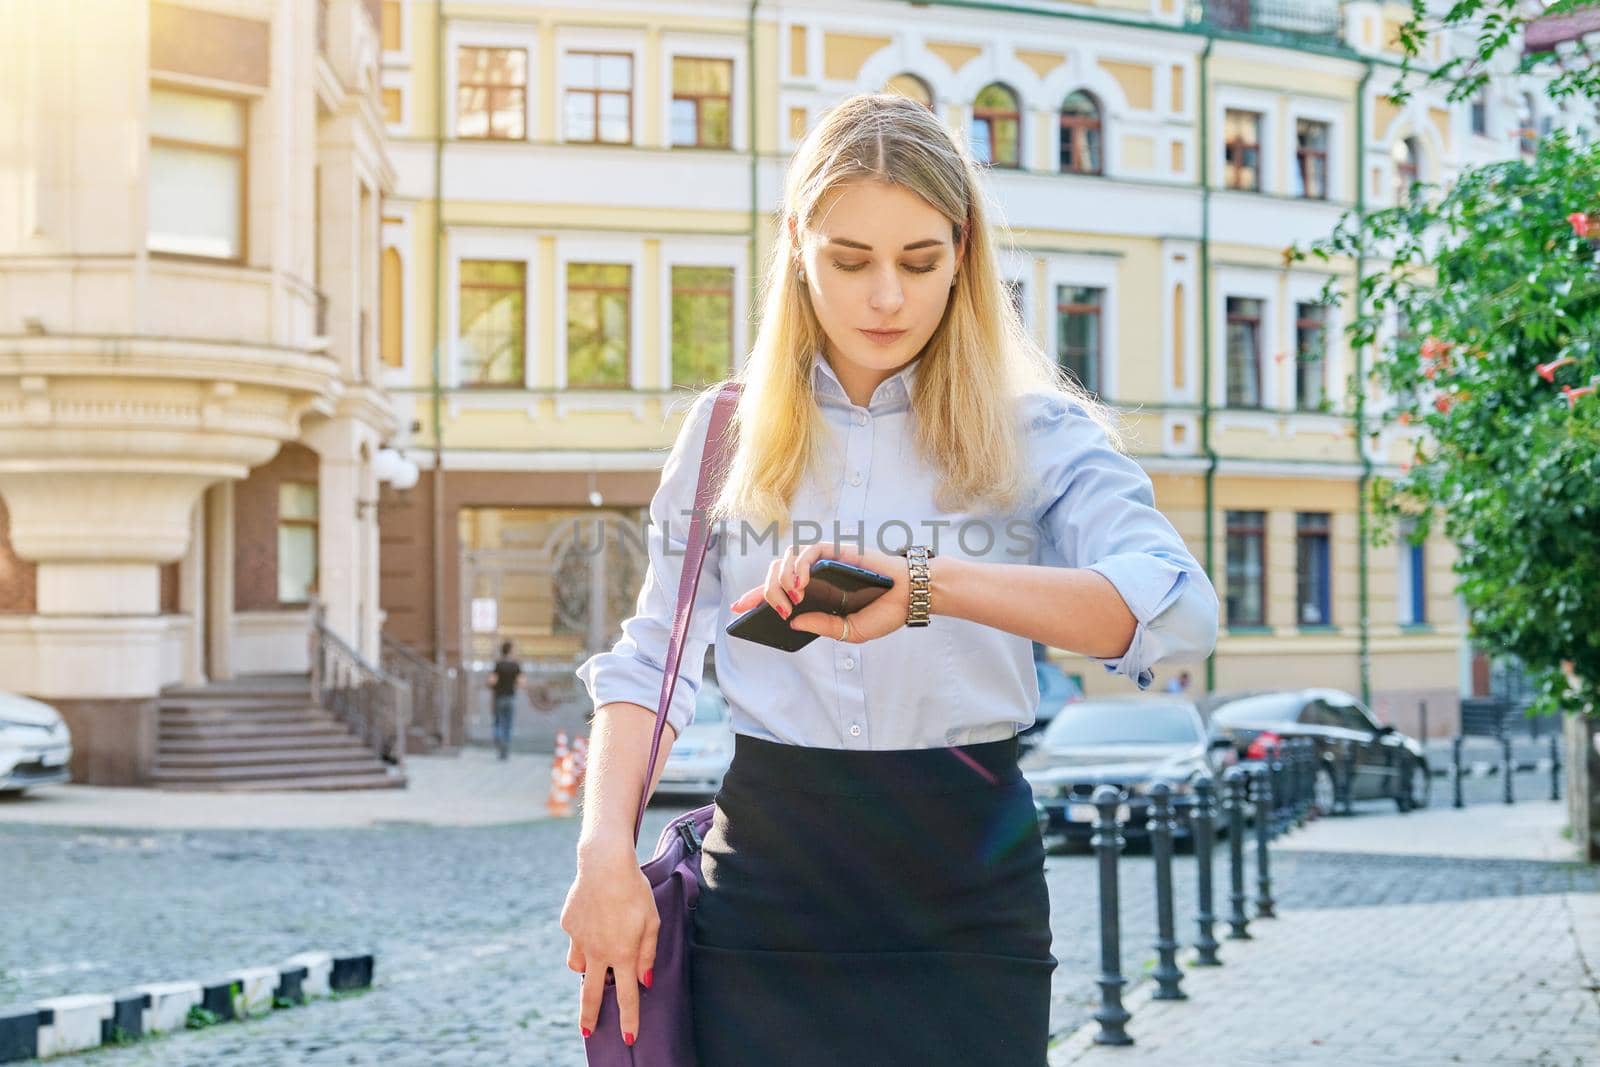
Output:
[[1164, 669, 1193, 695], [561, 92, 1220, 1065], [487, 640, 524, 761]]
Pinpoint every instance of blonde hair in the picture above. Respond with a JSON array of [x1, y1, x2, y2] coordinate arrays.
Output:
[[696, 91, 1123, 534]]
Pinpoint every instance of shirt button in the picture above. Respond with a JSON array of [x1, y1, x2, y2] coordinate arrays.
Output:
[[842, 656, 855, 670], [854, 411, 868, 425], [849, 724, 862, 737], [848, 471, 863, 486]]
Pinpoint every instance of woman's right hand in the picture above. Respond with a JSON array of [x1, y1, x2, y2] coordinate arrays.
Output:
[[560, 838, 659, 1046]]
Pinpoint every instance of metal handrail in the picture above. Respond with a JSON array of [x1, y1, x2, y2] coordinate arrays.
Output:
[[381, 633, 457, 750], [310, 602, 410, 765]]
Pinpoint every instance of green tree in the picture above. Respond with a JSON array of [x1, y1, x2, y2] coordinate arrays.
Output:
[[1294, 127, 1600, 720]]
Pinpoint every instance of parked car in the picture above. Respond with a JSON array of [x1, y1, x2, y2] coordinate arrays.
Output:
[[653, 679, 735, 801], [0, 693, 73, 794], [1207, 688, 1430, 813], [1021, 696, 1237, 853]]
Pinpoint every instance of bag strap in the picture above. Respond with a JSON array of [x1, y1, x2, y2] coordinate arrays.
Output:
[[632, 381, 743, 845]]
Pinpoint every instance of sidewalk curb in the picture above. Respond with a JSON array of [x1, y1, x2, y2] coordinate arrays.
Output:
[[1047, 974, 1161, 1065], [0, 952, 374, 1063]]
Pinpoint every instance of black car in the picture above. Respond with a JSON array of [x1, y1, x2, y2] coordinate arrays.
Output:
[[1021, 696, 1238, 853], [1207, 688, 1430, 814]]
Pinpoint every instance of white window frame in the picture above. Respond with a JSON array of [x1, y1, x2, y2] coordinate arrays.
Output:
[[446, 21, 540, 142], [1045, 253, 1120, 402], [1215, 87, 1278, 195], [446, 230, 538, 410], [1287, 100, 1343, 202], [555, 26, 647, 147], [1284, 272, 1343, 419], [659, 237, 749, 391], [556, 235, 646, 418], [1214, 267, 1277, 415], [661, 33, 748, 153]]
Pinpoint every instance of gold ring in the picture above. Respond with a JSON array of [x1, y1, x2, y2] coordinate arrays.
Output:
[[840, 616, 851, 642]]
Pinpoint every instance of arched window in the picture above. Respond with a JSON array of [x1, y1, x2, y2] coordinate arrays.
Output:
[[1058, 90, 1103, 174], [884, 73, 933, 110], [971, 83, 1021, 168], [1391, 136, 1420, 205]]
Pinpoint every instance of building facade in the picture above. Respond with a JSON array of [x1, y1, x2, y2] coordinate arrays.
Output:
[[0, 0, 401, 783], [370, 0, 1585, 739]]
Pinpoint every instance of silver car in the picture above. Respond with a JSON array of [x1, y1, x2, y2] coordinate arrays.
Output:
[[653, 679, 735, 800], [1021, 696, 1235, 852], [0, 692, 74, 793]]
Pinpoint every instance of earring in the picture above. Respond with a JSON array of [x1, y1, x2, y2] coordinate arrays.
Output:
[[797, 265, 807, 283]]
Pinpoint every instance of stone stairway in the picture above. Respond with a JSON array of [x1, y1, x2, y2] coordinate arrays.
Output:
[[152, 675, 406, 792]]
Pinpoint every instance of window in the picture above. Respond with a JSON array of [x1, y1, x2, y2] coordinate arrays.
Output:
[[1470, 90, 1488, 137], [971, 83, 1021, 168], [1225, 296, 1263, 408], [1398, 518, 1427, 625], [1224, 109, 1261, 192], [381, 247, 403, 368], [1392, 136, 1420, 205], [671, 57, 732, 149], [1296, 512, 1331, 626], [1225, 510, 1266, 628], [885, 73, 934, 109], [148, 88, 247, 260], [671, 265, 734, 388], [1293, 119, 1329, 199], [566, 263, 631, 388], [1519, 93, 1538, 156], [277, 482, 319, 605], [564, 51, 633, 144], [456, 47, 527, 140], [458, 260, 526, 386], [1295, 302, 1327, 411], [1059, 91, 1103, 175], [1056, 286, 1103, 397]]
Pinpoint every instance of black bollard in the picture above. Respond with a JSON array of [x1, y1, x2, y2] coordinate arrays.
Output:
[[1252, 764, 1276, 918], [1503, 735, 1516, 805], [1148, 782, 1187, 1000], [1297, 739, 1313, 825], [1551, 732, 1562, 802], [1192, 775, 1222, 966], [1268, 741, 1288, 837], [1224, 766, 1252, 940], [1339, 741, 1358, 816], [1091, 784, 1133, 1045], [1452, 735, 1465, 809]]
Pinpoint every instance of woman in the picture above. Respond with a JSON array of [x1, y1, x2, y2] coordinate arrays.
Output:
[[561, 92, 1219, 1065]]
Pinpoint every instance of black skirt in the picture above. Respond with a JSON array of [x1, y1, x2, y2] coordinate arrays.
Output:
[[690, 732, 1057, 1066]]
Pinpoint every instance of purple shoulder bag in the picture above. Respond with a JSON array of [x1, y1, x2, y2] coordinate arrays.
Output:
[[585, 381, 742, 1067]]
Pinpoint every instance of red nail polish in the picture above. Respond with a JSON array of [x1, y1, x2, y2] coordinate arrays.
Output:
[[643, 968, 653, 989], [624, 1032, 636, 1046], [581, 1026, 592, 1039]]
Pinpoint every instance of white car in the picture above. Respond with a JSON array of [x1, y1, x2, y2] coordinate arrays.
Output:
[[0, 692, 73, 793], [655, 679, 735, 800]]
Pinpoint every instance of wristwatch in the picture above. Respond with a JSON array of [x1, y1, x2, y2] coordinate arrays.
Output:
[[897, 545, 935, 627]]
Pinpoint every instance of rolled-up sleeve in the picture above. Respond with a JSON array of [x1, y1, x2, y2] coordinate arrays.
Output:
[[1029, 394, 1220, 690], [574, 390, 724, 738]]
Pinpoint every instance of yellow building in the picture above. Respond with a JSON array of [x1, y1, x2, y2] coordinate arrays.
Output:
[[372, 0, 1582, 740]]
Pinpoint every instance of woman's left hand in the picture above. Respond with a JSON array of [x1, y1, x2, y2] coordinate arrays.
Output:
[[728, 540, 911, 644]]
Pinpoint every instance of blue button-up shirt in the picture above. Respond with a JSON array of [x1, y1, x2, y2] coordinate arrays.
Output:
[[575, 354, 1219, 750]]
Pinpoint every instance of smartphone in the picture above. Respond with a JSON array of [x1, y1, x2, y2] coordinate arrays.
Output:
[[725, 559, 895, 652]]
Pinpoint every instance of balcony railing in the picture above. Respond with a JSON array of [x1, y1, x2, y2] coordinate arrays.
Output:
[[1191, 0, 1344, 42]]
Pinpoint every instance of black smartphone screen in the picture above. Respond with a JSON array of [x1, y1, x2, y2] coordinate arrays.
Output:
[[725, 559, 895, 652]]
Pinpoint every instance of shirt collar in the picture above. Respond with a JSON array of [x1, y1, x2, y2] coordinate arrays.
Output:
[[811, 350, 921, 413]]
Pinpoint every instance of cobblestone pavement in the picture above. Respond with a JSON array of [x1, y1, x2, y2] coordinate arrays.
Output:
[[1, 773, 1591, 1066]]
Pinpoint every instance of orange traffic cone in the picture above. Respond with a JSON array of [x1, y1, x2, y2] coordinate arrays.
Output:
[[547, 731, 573, 816], [570, 735, 589, 797]]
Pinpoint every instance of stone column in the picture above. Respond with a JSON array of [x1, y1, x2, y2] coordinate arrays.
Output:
[[178, 497, 207, 686], [205, 482, 236, 683]]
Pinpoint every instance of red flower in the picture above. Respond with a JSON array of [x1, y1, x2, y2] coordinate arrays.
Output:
[[1397, 411, 1413, 426], [1434, 394, 1454, 414], [1420, 336, 1453, 361], [1562, 385, 1595, 409], [1569, 212, 1592, 239], [1537, 356, 1575, 382]]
